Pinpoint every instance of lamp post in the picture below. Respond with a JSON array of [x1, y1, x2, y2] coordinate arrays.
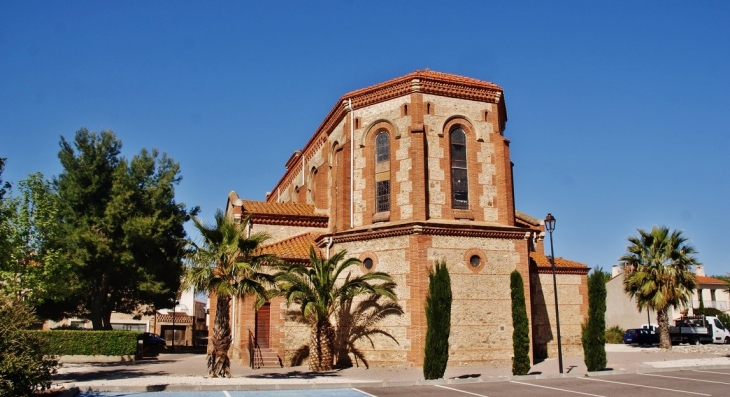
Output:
[[545, 213, 563, 374], [171, 300, 179, 353]]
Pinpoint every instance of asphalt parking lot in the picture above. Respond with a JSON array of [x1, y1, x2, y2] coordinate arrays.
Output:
[[78, 368, 730, 397]]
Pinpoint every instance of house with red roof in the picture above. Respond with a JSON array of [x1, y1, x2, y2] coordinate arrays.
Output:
[[605, 264, 729, 330], [215, 70, 589, 368]]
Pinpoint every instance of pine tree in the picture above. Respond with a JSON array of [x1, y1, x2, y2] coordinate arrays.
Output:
[[510, 270, 530, 375], [582, 268, 607, 371], [423, 260, 452, 380]]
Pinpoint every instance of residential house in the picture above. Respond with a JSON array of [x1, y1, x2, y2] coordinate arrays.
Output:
[[605, 265, 729, 330]]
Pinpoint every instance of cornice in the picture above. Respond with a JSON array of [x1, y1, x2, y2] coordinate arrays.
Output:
[[533, 266, 590, 276], [247, 214, 329, 228], [316, 221, 530, 245]]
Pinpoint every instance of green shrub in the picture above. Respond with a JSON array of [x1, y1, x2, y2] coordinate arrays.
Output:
[[0, 299, 59, 397], [582, 268, 607, 371], [605, 326, 624, 344], [510, 270, 530, 375], [423, 260, 451, 380], [693, 307, 723, 317], [31, 330, 139, 356]]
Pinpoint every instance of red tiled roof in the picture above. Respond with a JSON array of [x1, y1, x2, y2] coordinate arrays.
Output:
[[242, 200, 321, 217], [530, 252, 588, 270], [697, 276, 728, 285], [260, 232, 321, 262]]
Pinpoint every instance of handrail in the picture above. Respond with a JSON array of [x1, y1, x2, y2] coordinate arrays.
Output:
[[248, 328, 264, 369]]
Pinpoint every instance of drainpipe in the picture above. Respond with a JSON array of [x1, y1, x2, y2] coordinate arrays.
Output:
[[349, 98, 354, 229], [326, 236, 333, 259]]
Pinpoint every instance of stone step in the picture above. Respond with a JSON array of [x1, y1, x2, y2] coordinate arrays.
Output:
[[252, 347, 282, 368]]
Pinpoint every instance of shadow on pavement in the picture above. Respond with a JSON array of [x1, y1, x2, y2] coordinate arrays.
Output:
[[246, 370, 342, 379]]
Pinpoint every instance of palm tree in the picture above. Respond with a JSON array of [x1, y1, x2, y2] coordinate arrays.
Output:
[[183, 210, 275, 377], [275, 247, 397, 371], [621, 226, 699, 349]]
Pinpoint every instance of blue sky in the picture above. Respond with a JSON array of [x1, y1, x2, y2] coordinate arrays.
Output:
[[2, 1, 729, 276]]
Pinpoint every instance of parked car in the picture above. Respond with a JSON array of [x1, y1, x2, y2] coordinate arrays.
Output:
[[139, 332, 166, 348], [623, 328, 658, 345]]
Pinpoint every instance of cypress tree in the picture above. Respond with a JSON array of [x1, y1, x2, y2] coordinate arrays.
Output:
[[582, 268, 607, 371], [423, 260, 452, 380], [510, 270, 530, 375]]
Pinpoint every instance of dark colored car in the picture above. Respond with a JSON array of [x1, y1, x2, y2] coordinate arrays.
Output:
[[139, 332, 166, 347], [623, 328, 659, 345]]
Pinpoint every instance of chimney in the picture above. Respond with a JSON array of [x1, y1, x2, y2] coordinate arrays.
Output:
[[611, 265, 622, 278], [695, 264, 705, 277]]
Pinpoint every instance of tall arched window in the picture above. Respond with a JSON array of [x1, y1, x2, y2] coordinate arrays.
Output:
[[450, 127, 468, 209], [375, 131, 390, 213]]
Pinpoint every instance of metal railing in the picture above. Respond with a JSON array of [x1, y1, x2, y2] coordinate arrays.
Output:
[[693, 301, 728, 311], [248, 328, 264, 369]]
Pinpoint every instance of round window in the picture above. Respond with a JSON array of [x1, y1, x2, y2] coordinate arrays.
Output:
[[363, 258, 374, 270], [470, 255, 481, 268]]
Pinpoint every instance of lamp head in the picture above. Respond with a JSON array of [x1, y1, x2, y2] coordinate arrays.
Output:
[[545, 213, 556, 233]]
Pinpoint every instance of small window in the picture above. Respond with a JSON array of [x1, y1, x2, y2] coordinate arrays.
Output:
[[450, 128, 468, 209], [363, 258, 374, 270], [470, 255, 481, 268]]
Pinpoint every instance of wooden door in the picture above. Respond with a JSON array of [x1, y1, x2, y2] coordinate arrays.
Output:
[[255, 303, 270, 348]]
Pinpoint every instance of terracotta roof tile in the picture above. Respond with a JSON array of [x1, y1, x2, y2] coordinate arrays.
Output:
[[530, 252, 588, 270], [260, 232, 321, 261], [697, 276, 728, 285], [242, 200, 321, 217]]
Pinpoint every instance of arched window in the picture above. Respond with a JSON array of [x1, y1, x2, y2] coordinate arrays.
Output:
[[450, 127, 468, 209], [375, 131, 390, 213]]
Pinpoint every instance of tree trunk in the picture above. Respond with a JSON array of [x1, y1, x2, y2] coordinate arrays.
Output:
[[309, 319, 335, 371], [208, 295, 232, 378], [657, 308, 672, 349]]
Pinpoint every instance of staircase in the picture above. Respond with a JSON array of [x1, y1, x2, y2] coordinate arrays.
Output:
[[255, 347, 282, 368], [248, 329, 282, 368]]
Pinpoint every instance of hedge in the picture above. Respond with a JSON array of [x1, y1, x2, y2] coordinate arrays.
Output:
[[28, 330, 140, 356]]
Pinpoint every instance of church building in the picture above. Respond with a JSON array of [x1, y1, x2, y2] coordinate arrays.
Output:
[[217, 70, 589, 368]]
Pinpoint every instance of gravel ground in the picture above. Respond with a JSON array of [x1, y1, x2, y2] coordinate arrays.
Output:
[[53, 343, 730, 391]]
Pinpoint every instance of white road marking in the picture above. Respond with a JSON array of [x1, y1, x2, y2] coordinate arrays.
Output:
[[693, 369, 730, 375], [578, 376, 711, 396], [223, 391, 232, 397], [509, 380, 605, 396], [352, 388, 380, 397], [641, 372, 730, 384], [434, 384, 490, 396]]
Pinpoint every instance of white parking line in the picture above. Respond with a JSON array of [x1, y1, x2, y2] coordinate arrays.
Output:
[[641, 372, 730, 384], [693, 369, 730, 375], [352, 388, 380, 397], [223, 391, 232, 397], [578, 376, 711, 395], [434, 384, 490, 396], [510, 380, 605, 396]]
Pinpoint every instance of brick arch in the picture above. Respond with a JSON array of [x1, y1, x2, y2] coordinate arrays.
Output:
[[442, 116, 477, 140], [360, 119, 400, 148]]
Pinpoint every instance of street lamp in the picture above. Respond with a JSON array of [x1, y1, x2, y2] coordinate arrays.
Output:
[[171, 300, 179, 353], [545, 213, 563, 374]]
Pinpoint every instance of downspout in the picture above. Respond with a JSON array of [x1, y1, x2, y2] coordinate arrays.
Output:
[[349, 98, 354, 229], [326, 236, 333, 260]]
